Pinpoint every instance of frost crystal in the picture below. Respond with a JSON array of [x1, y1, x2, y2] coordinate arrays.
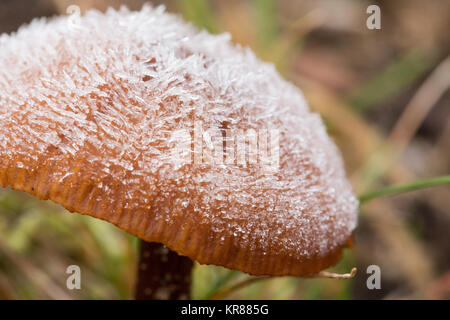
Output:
[[0, 5, 358, 274]]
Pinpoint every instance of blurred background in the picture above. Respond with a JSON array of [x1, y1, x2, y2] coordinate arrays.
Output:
[[0, 0, 449, 299]]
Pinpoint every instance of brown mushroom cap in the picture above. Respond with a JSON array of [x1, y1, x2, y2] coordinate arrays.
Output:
[[0, 6, 358, 276]]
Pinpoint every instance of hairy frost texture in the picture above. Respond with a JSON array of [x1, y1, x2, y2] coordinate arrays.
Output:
[[0, 5, 358, 273]]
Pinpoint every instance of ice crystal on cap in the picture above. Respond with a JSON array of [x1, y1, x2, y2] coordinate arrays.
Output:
[[0, 5, 358, 276]]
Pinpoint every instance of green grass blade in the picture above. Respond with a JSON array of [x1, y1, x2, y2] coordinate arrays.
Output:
[[177, 0, 219, 33], [359, 175, 450, 204], [252, 0, 279, 50], [349, 50, 435, 112]]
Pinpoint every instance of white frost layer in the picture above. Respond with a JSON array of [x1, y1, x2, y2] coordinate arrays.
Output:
[[0, 5, 358, 258]]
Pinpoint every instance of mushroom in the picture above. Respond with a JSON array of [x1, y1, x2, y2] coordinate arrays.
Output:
[[0, 6, 358, 299]]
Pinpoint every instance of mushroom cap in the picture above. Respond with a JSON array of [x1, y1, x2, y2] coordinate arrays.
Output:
[[0, 6, 358, 276]]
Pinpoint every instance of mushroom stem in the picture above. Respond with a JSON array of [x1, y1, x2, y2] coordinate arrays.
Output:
[[135, 241, 193, 300]]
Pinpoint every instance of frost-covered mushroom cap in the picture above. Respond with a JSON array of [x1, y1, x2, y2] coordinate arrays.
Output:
[[0, 5, 358, 276]]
